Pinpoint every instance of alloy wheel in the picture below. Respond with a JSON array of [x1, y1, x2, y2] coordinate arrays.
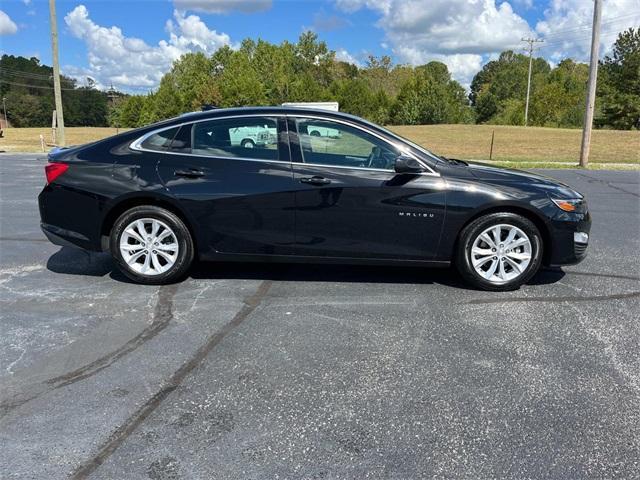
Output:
[[119, 218, 179, 276], [470, 224, 532, 284]]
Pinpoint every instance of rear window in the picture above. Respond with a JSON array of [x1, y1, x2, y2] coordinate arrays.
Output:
[[140, 127, 179, 152], [170, 125, 192, 153]]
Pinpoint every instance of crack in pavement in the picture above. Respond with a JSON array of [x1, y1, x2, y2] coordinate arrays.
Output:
[[574, 171, 640, 198], [0, 237, 49, 242], [70, 280, 272, 480], [47, 284, 180, 388], [564, 270, 640, 282], [0, 284, 180, 418], [467, 290, 640, 305]]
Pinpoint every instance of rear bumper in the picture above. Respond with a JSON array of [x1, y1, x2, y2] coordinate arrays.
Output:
[[41, 223, 91, 250], [38, 185, 103, 251]]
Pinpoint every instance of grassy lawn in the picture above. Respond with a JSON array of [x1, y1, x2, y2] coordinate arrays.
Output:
[[1, 124, 638, 166], [0, 127, 129, 153], [389, 124, 639, 164]]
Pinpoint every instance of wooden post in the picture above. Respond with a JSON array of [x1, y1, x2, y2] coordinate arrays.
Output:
[[51, 109, 57, 145], [489, 130, 495, 160]]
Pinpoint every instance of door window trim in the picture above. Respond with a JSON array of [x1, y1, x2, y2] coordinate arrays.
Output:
[[129, 112, 439, 176], [129, 114, 291, 165]]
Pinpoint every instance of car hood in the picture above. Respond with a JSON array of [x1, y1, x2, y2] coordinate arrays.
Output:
[[463, 161, 583, 199]]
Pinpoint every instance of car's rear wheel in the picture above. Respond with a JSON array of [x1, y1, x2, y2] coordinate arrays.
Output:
[[241, 139, 255, 148], [456, 212, 543, 291], [110, 206, 194, 284]]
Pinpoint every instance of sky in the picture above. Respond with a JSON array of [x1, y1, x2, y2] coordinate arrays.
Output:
[[0, 0, 639, 92]]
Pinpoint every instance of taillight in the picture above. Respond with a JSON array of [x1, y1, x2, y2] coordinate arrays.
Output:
[[45, 162, 69, 184]]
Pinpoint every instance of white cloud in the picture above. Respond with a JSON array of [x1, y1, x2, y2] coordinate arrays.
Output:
[[335, 0, 391, 14], [64, 5, 232, 91], [334, 0, 640, 88], [335, 48, 361, 66], [513, 0, 533, 8], [0, 10, 18, 35], [535, 0, 640, 62], [335, 0, 534, 87], [173, 0, 272, 14]]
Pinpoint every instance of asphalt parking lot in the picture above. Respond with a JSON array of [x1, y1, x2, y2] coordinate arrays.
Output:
[[1, 153, 639, 479]]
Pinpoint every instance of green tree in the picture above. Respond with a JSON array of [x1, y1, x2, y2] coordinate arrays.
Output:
[[470, 51, 549, 125], [598, 28, 640, 129], [391, 62, 472, 125]]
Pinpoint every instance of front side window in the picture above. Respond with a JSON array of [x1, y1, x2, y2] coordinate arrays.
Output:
[[192, 116, 279, 160], [294, 118, 399, 170]]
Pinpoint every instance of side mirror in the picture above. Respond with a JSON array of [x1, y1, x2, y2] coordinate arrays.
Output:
[[394, 155, 425, 174]]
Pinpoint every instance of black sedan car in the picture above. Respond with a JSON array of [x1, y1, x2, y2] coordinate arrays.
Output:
[[38, 107, 591, 290]]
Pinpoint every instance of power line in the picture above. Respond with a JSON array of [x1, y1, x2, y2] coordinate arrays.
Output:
[[538, 14, 639, 40], [0, 71, 54, 82], [0, 79, 77, 90], [0, 67, 53, 79]]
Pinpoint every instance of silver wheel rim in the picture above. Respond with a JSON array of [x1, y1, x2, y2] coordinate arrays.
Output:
[[119, 218, 179, 276], [470, 224, 532, 284], [243, 141, 254, 148]]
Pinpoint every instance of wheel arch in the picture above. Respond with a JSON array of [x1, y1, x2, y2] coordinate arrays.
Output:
[[100, 194, 200, 256], [453, 205, 553, 266]]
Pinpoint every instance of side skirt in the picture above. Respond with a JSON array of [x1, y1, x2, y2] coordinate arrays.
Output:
[[199, 252, 451, 268]]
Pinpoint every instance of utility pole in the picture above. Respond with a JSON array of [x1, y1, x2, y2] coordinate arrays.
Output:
[[521, 37, 544, 126], [49, 0, 65, 146], [579, 0, 602, 168], [107, 83, 120, 133]]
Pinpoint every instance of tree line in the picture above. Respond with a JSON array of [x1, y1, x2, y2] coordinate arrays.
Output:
[[0, 54, 109, 127], [2, 28, 638, 130]]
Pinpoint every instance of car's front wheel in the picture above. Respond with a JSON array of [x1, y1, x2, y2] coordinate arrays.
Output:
[[456, 212, 543, 291], [110, 206, 194, 284]]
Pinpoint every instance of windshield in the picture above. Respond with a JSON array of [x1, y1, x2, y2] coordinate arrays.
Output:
[[371, 124, 445, 164]]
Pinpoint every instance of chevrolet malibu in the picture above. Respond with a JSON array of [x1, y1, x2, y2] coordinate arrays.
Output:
[[38, 106, 591, 291]]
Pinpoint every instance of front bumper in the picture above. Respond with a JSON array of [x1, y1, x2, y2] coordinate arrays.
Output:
[[547, 210, 591, 266]]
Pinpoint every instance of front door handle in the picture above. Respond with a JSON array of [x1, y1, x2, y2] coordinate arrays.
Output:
[[174, 169, 205, 178], [300, 176, 331, 186]]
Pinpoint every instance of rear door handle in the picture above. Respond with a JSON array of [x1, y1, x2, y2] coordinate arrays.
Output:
[[174, 169, 205, 178], [300, 176, 331, 186]]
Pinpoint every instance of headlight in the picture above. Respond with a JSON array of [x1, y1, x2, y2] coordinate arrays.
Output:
[[551, 198, 586, 213]]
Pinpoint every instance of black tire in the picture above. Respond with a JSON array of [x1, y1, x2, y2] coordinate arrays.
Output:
[[310, 130, 321, 137], [241, 139, 255, 148], [455, 212, 543, 291], [110, 205, 194, 285]]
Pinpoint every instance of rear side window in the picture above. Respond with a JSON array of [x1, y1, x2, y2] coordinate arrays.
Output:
[[169, 125, 192, 153], [140, 127, 179, 152], [192, 117, 279, 160]]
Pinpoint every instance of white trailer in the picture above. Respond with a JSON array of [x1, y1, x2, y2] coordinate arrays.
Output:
[[281, 102, 339, 112], [282, 102, 341, 138]]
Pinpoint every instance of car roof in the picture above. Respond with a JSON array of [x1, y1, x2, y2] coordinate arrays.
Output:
[[175, 106, 370, 124]]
